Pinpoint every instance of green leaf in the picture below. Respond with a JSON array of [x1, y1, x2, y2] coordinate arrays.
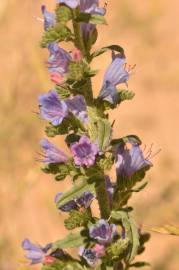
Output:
[[64, 210, 92, 230], [131, 181, 148, 192], [118, 89, 135, 102], [55, 5, 72, 24], [129, 261, 150, 268], [106, 238, 130, 260], [88, 118, 111, 151], [76, 13, 107, 25], [97, 119, 112, 151], [41, 25, 73, 48], [56, 179, 96, 208], [90, 45, 125, 60], [52, 231, 87, 251], [111, 211, 140, 263], [111, 135, 142, 146]]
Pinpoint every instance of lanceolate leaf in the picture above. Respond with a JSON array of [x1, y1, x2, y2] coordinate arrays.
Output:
[[90, 45, 125, 60], [111, 211, 140, 263], [129, 261, 150, 268], [56, 179, 96, 208], [52, 231, 87, 250], [75, 13, 107, 25], [88, 117, 111, 151]]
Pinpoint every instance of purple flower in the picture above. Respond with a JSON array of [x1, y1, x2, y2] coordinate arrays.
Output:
[[48, 43, 71, 76], [80, 0, 105, 40], [57, 0, 79, 9], [80, 0, 105, 15], [22, 239, 52, 265], [40, 139, 68, 164], [39, 90, 68, 126], [79, 244, 105, 267], [79, 247, 98, 267], [41, 5, 56, 31], [89, 220, 117, 245], [55, 192, 78, 212], [99, 52, 133, 104], [115, 140, 153, 178], [71, 136, 99, 167], [65, 95, 88, 123], [76, 191, 94, 208], [55, 191, 94, 211]]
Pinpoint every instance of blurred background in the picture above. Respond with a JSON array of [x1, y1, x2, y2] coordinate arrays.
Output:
[[0, 0, 179, 269]]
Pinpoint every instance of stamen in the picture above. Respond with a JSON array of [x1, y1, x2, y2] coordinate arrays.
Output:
[[149, 149, 162, 159], [104, 0, 109, 9]]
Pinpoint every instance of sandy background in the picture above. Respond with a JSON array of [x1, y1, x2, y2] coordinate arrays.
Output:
[[0, 0, 179, 269]]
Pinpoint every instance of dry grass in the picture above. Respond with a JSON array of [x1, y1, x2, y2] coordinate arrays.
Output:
[[0, 0, 179, 269]]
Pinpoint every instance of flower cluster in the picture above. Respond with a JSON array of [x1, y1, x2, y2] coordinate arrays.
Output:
[[22, 1, 156, 269]]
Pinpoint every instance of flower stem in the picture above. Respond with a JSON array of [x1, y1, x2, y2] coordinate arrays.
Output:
[[72, 9, 87, 60], [96, 176, 111, 219], [71, 9, 93, 104]]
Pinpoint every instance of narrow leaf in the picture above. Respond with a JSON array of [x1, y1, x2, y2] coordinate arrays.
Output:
[[129, 261, 150, 268], [91, 45, 125, 60], [52, 231, 86, 250], [111, 211, 140, 262], [56, 179, 96, 208]]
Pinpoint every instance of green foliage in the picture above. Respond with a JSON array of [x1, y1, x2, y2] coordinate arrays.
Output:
[[42, 261, 84, 270], [111, 211, 140, 263], [55, 179, 96, 208], [90, 45, 125, 61], [41, 25, 73, 48], [106, 238, 130, 261], [129, 261, 150, 268], [64, 210, 92, 230], [75, 13, 107, 25], [42, 162, 78, 181], [52, 231, 87, 251], [45, 115, 86, 137], [67, 61, 90, 81], [88, 115, 112, 152], [118, 89, 135, 102], [56, 85, 71, 99], [55, 5, 72, 24]]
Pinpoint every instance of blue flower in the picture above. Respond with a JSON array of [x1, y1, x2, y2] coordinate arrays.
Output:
[[89, 220, 117, 245], [41, 5, 56, 31], [39, 89, 68, 126], [115, 139, 153, 178], [71, 136, 99, 167], [79, 247, 99, 267], [65, 95, 88, 123], [79, 244, 106, 267], [48, 43, 71, 75], [40, 139, 68, 164], [22, 239, 52, 265], [80, 0, 105, 40], [57, 0, 79, 9], [55, 191, 94, 212], [80, 0, 105, 15], [99, 52, 132, 104]]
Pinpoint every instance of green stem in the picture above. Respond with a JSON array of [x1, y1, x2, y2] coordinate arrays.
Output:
[[72, 9, 87, 59], [71, 9, 93, 104], [96, 176, 111, 219]]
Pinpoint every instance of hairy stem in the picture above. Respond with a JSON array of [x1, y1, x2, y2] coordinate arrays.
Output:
[[72, 9, 87, 59], [96, 177, 111, 219]]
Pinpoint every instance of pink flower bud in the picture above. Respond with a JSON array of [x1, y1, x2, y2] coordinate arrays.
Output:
[[50, 73, 65, 85], [71, 48, 82, 62], [92, 244, 106, 258], [43, 255, 55, 265]]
